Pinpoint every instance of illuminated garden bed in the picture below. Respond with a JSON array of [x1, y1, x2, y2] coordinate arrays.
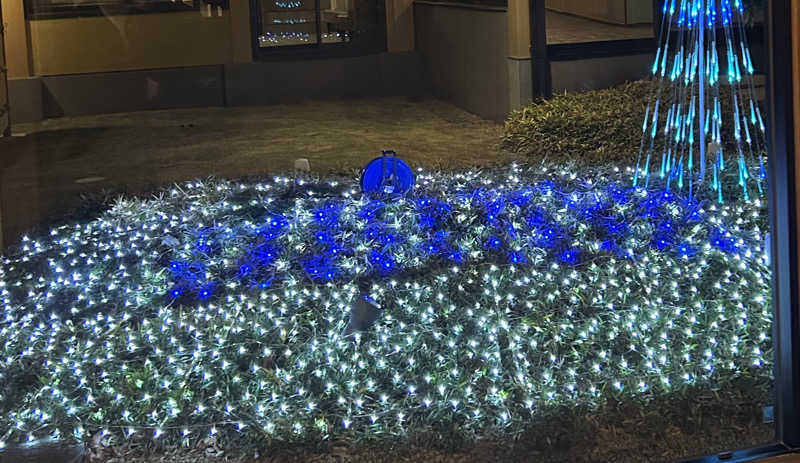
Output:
[[0, 162, 772, 449]]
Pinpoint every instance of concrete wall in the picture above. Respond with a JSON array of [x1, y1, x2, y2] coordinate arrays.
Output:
[[7, 52, 427, 120], [226, 52, 427, 106], [414, 2, 509, 122], [550, 53, 653, 94], [546, 0, 652, 24], [7, 77, 43, 123], [28, 12, 234, 76], [507, 0, 532, 111], [41, 66, 226, 117], [2, 0, 425, 123], [626, 0, 654, 24], [413, 1, 654, 120], [386, 0, 415, 52], [546, 0, 627, 24], [507, 57, 532, 111]]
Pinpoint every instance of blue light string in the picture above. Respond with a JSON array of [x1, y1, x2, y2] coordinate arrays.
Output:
[[161, 178, 754, 304]]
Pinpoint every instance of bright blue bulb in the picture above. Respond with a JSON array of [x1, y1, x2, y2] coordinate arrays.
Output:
[[559, 249, 581, 265], [485, 236, 502, 249]]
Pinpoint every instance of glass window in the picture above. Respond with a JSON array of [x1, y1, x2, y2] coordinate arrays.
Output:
[[258, 0, 316, 47], [255, 0, 385, 52], [0, 0, 796, 461]]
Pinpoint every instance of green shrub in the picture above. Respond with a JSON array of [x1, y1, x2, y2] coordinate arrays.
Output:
[[503, 80, 757, 166], [503, 82, 652, 165]]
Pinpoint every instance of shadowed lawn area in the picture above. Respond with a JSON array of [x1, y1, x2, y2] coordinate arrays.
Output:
[[0, 97, 508, 245]]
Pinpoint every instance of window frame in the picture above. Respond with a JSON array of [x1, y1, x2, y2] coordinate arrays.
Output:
[[766, 0, 800, 451]]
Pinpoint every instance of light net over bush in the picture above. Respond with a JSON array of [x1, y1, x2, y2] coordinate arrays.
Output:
[[0, 163, 771, 447]]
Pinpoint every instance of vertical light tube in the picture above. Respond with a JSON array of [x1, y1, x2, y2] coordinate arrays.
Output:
[[698, 0, 707, 181]]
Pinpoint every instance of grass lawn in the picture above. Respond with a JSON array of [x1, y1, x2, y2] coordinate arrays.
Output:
[[0, 97, 507, 245]]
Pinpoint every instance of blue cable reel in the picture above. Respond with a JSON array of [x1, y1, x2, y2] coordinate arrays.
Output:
[[360, 150, 415, 196]]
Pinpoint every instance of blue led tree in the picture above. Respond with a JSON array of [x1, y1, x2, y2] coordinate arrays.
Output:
[[634, 0, 767, 203]]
